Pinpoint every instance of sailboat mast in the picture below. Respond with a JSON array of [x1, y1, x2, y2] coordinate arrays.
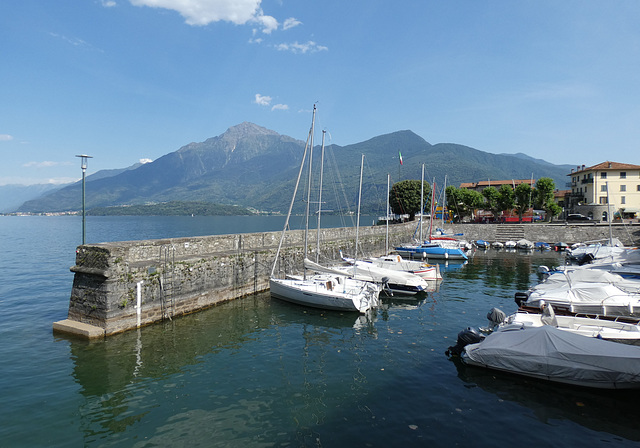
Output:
[[386, 173, 390, 254], [428, 178, 435, 239], [606, 181, 613, 244], [316, 130, 326, 263], [442, 175, 447, 227], [355, 154, 365, 261], [303, 106, 316, 279], [420, 164, 424, 241]]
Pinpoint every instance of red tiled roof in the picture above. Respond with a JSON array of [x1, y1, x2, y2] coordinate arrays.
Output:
[[570, 161, 640, 175]]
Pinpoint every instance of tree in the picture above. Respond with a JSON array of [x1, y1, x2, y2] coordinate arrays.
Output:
[[482, 186, 501, 218], [546, 202, 563, 222], [446, 186, 484, 222], [533, 177, 557, 222], [389, 179, 431, 221], [514, 183, 533, 223], [496, 184, 515, 218]]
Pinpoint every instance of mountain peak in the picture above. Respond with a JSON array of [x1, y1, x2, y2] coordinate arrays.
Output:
[[223, 122, 279, 139]]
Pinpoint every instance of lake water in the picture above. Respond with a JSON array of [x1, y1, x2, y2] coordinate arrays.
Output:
[[1, 215, 640, 447]]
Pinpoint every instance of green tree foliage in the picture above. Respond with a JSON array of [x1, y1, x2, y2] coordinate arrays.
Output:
[[446, 185, 484, 221], [514, 183, 533, 222], [496, 184, 515, 216], [482, 186, 501, 217], [389, 180, 431, 220], [533, 177, 558, 222], [546, 202, 563, 221]]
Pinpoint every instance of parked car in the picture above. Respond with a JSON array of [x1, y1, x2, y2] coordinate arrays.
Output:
[[566, 213, 592, 221]]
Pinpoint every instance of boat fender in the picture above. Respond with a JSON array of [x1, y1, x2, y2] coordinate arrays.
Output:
[[486, 308, 506, 327], [446, 327, 484, 357]]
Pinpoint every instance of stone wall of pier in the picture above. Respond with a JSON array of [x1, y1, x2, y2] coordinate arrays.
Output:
[[53, 221, 640, 339], [55, 222, 415, 338]]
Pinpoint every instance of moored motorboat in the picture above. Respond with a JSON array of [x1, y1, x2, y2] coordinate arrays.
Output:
[[461, 325, 640, 389], [516, 239, 534, 250], [485, 306, 640, 342]]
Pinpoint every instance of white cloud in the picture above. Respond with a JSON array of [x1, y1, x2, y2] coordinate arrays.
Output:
[[129, 0, 277, 33], [101, 0, 117, 7], [254, 94, 272, 106], [275, 41, 328, 54], [140, 158, 153, 164], [0, 134, 14, 141], [282, 17, 301, 30], [23, 161, 58, 168], [271, 104, 288, 111], [22, 161, 72, 168], [0, 176, 78, 186], [255, 14, 278, 34]]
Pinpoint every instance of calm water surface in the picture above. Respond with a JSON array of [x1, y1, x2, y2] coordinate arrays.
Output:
[[1, 215, 639, 447]]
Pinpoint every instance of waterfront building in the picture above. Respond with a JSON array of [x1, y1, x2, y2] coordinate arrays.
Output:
[[566, 161, 640, 221]]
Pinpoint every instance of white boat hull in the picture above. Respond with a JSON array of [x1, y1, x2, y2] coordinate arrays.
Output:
[[269, 276, 380, 313]]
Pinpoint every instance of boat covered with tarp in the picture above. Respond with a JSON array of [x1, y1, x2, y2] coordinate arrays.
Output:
[[461, 325, 640, 389]]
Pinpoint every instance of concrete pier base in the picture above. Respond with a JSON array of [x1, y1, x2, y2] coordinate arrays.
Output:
[[53, 319, 105, 339]]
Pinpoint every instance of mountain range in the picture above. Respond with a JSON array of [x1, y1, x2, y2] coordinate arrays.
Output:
[[13, 122, 573, 214]]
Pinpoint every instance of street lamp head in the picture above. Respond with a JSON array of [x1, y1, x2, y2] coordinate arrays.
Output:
[[75, 154, 93, 170]]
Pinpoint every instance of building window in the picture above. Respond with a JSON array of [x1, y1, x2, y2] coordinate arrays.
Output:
[[601, 185, 607, 192], [599, 197, 608, 204], [621, 185, 627, 192], [601, 172, 607, 179], [620, 172, 627, 179], [621, 196, 626, 204], [637, 185, 640, 192]]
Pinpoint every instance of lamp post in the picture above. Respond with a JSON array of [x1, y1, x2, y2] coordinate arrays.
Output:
[[76, 154, 92, 245]]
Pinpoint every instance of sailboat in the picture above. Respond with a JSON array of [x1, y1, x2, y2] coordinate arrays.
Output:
[[324, 155, 429, 295], [395, 170, 468, 260], [351, 174, 442, 281], [269, 106, 381, 313]]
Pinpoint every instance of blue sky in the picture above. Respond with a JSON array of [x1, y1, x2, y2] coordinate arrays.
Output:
[[2, 0, 640, 186]]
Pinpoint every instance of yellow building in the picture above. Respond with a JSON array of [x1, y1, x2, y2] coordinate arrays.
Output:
[[567, 161, 640, 220]]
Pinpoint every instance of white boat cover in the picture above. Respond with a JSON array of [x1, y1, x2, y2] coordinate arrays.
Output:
[[463, 325, 640, 389], [539, 269, 626, 288], [526, 282, 640, 310]]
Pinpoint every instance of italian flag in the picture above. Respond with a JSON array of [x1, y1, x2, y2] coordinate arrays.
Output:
[[399, 151, 403, 165]]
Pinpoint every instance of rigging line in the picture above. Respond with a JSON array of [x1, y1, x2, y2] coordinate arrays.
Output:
[[270, 106, 314, 277], [325, 144, 356, 228], [362, 155, 385, 216]]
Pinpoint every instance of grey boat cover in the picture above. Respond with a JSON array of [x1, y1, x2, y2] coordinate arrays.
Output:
[[463, 325, 640, 389]]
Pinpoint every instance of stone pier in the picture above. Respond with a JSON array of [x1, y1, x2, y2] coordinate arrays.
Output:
[[53, 221, 640, 339], [53, 222, 414, 339]]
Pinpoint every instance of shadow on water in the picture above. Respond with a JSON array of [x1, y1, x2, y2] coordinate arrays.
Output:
[[449, 356, 640, 442], [67, 293, 382, 447]]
